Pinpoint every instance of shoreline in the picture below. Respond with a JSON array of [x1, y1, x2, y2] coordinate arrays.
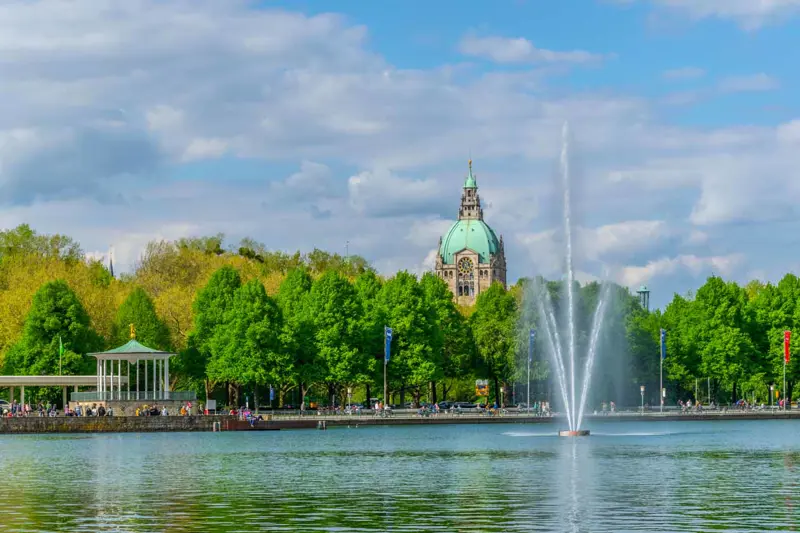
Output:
[[0, 410, 797, 434]]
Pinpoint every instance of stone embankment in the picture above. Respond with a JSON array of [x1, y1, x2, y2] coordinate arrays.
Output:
[[0, 415, 228, 434]]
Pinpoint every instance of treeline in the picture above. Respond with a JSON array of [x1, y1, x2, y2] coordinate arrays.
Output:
[[5, 224, 792, 409], [2, 224, 659, 408], [657, 276, 800, 405]]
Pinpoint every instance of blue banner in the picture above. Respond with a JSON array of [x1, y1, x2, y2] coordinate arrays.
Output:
[[269, 386, 274, 401], [660, 329, 666, 359], [385, 326, 393, 362], [529, 329, 535, 363]]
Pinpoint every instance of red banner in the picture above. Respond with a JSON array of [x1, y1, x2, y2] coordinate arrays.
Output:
[[784, 330, 791, 364]]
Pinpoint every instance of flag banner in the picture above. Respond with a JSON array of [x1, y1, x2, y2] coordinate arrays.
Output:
[[59, 336, 63, 356], [269, 386, 275, 401], [385, 327, 393, 362], [528, 330, 535, 363], [784, 330, 791, 364], [660, 329, 666, 359]]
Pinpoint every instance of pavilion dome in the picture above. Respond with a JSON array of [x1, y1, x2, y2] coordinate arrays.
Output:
[[439, 219, 500, 265]]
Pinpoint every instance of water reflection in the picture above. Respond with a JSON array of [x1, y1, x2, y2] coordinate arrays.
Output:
[[0, 421, 798, 532]]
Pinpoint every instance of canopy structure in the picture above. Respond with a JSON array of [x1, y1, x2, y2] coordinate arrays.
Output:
[[86, 336, 175, 402]]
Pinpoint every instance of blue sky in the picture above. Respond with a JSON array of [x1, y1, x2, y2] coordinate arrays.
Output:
[[1, 0, 799, 309]]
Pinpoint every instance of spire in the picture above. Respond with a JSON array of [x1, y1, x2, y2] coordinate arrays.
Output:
[[464, 159, 477, 189], [109, 245, 115, 278], [129, 323, 136, 339], [458, 159, 482, 221]]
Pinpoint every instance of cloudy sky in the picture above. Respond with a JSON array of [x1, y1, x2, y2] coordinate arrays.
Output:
[[0, 0, 798, 309]]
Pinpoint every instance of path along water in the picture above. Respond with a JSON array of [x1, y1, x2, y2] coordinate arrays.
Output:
[[0, 419, 797, 532]]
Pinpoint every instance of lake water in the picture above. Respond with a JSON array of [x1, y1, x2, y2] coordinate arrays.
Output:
[[0, 419, 798, 532]]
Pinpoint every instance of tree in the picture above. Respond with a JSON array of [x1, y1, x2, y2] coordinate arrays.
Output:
[[420, 272, 472, 402], [471, 283, 517, 406], [112, 287, 171, 350], [0, 224, 83, 262], [376, 272, 441, 406], [4, 280, 103, 401], [353, 270, 384, 402], [305, 271, 367, 404], [276, 268, 316, 405], [208, 280, 288, 400], [184, 266, 242, 402]]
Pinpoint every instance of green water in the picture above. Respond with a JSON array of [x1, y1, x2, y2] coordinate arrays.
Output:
[[0, 419, 798, 532]]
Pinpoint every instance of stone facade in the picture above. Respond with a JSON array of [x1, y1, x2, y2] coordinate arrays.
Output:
[[435, 161, 507, 306]]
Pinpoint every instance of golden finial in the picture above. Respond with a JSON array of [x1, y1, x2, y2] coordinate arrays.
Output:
[[129, 323, 136, 340], [468, 159, 472, 170]]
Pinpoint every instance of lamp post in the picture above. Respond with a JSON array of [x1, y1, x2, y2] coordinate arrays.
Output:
[[347, 387, 352, 412], [770, 384, 774, 409], [640, 385, 645, 415]]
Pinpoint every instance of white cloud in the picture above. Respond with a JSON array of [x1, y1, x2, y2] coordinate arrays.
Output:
[[0, 0, 799, 309], [718, 73, 780, 92], [617, 253, 744, 288], [646, 0, 800, 29], [662, 67, 705, 80], [459, 35, 608, 64]]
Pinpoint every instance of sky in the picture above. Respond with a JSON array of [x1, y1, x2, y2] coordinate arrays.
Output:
[[1, 0, 799, 310]]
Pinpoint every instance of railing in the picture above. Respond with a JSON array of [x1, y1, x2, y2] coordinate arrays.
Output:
[[69, 391, 197, 402]]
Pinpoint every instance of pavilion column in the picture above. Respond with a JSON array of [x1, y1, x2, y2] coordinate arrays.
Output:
[[127, 361, 131, 400], [9, 386, 14, 404], [145, 359, 148, 400], [96, 359, 100, 393], [118, 360, 122, 400], [110, 360, 114, 401], [136, 359, 140, 400], [153, 358, 157, 400], [21, 386, 25, 407], [62, 387, 67, 409], [164, 357, 170, 400]]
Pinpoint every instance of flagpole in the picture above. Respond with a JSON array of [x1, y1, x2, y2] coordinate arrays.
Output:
[[660, 329, 665, 414], [527, 330, 534, 414], [59, 335, 62, 376]]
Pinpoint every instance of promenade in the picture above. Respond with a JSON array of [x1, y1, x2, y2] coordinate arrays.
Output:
[[0, 408, 798, 434]]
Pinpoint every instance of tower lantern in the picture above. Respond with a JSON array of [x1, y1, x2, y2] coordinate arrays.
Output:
[[636, 285, 650, 311]]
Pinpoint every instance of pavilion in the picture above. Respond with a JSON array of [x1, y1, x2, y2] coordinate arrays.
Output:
[[69, 328, 195, 404]]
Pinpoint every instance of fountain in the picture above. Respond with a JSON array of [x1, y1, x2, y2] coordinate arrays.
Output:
[[529, 122, 611, 438]]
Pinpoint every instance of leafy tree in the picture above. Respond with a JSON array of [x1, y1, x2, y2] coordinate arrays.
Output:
[[276, 268, 316, 404], [4, 280, 103, 400], [305, 271, 367, 404], [471, 283, 516, 406], [184, 266, 242, 401], [0, 224, 83, 262], [420, 272, 472, 402], [208, 280, 288, 397], [354, 270, 384, 402], [112, 287, 171, 350], [377, 272, 442, 406]]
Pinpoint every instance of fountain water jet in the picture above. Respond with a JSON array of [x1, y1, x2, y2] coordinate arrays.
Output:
[[529, 122, 611, 437]]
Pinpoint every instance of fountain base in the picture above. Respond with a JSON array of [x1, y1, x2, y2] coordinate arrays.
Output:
[[558, 430, 590, 437]]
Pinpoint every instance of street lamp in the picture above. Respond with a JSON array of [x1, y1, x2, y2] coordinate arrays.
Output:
[[640, 385, 645, 415], [347, 387, 352, 412], [770, 384, 775, 409]]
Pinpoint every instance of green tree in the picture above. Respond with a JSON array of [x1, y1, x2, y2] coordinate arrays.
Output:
[[305, 271, 367, 404], [420, 272, 472, 402], [276, 267, 316, 405], [471, 283, 516, 406], [185, 265, 242, 401], [0, 224, 83, 262], [4, 280, 103, 401], [208, 280, 288, 399], [354, 270, 384, 402], [112, 287, 171, 350], [377, 272, 442, 406]]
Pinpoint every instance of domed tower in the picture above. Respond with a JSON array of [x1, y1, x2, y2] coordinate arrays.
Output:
[[435, 160, 507, 305]]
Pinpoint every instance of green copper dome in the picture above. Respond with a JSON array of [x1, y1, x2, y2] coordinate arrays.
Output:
[[439, 219, 500, 264]]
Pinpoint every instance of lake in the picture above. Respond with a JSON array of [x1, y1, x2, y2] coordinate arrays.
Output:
[[0, 419, 798, 532]]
